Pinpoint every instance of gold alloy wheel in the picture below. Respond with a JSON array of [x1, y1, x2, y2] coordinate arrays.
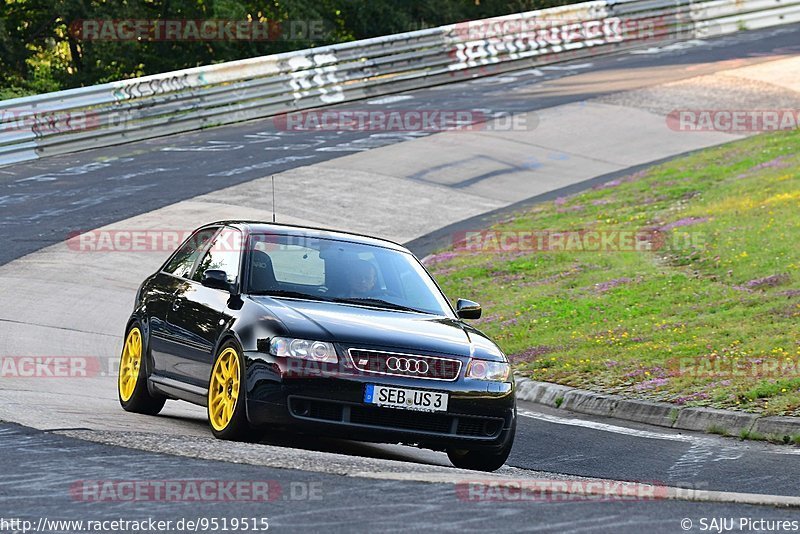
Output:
[[208, 347, 241, 431], [119, 327, 143, 402]]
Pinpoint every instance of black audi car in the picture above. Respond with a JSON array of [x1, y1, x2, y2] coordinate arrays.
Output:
[[118, 221, 515, 471]]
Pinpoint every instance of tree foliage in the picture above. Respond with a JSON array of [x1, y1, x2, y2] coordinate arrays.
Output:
[[0, 0, 574, 98]]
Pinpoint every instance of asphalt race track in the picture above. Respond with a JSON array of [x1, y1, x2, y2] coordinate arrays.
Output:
[[2, 25, 800, 533], [3, 423, 800, 533], [4, 25, 800, 265]]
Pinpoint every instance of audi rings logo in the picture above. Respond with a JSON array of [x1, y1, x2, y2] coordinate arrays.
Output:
[[386, 357, 429, 374]]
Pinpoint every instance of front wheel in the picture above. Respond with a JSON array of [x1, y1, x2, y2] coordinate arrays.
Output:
[[118, 323, 166, 415], [447, 422, 515, 472], [207, 342, 253, 441]]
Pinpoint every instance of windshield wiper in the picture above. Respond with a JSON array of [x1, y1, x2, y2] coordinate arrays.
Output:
[[332, 297, 425, 314], [252, 290, 332, 302]]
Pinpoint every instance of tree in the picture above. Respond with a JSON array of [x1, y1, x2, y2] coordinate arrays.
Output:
[[0, 0, 577, 97]]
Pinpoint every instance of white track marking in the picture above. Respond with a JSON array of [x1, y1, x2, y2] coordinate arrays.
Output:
[[514, 68, 546, 76], [541, 63, 594, 70], [519, 409, 699, 443], [367, 95, 415, 105], [519, 409, 800, 455]]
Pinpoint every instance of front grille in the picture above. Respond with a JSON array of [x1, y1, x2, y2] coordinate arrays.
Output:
[[348, 349, 462, 381], [288, 397, 503, 439], [350, 405, 452, 433], [308, 401, 341, 421]]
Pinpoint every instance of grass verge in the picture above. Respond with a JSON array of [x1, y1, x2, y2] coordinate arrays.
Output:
[[427, 129, 800, 416]]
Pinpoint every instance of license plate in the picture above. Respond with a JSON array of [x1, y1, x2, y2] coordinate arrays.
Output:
[[364, 384, 448, 412]]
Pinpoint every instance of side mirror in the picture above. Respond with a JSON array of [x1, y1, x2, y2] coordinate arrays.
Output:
[[456, 298, 482, 320], [201, 269, 232, 291]]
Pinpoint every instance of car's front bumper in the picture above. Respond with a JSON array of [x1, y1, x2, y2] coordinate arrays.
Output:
[[243, 351, 515, 451]]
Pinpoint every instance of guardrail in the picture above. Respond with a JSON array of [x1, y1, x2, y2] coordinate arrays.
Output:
[[1, 0, 798, 166]]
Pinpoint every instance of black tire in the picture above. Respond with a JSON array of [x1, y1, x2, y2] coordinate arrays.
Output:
[[118, 322, 167, 415], [207, 341, 256, 442], [447, 421, 515, 472]]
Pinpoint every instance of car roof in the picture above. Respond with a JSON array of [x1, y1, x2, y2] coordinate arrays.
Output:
[[205, 221, 410, 253]]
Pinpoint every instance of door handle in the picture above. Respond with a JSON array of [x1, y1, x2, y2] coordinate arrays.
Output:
[[172, 299, 181, 312]]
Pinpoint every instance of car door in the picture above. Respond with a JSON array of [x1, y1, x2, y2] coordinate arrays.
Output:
[[164, 227, 243, 388], [148, 226, 220, 377]]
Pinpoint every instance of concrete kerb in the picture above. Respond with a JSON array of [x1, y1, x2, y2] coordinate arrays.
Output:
[[514, 376, 800, 442], [752, 416, 800, 442], [674, 407, 758, 437]]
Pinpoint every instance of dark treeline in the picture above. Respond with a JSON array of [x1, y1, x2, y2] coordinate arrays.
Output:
[[0, 0, 574, 99]]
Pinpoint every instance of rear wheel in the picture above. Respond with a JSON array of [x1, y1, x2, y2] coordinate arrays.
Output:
[[208, 343, 253, 441], [118, 323, 166, 415], [447, 422, 515, 472]]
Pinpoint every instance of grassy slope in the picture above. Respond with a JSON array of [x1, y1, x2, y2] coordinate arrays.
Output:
[[428, 129, 800, 416]]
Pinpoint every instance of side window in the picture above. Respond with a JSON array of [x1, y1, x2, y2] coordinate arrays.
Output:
[[192, 228, 243, 284], [163, 227, 219, 279]]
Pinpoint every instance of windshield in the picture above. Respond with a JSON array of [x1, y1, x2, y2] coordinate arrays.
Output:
[[246, 233, 453, 317]]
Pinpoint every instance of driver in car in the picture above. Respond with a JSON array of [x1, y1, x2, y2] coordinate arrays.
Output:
[[345, 260, 378, 297]]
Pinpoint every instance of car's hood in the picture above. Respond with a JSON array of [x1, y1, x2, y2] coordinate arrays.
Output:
[[250, 296, 505, 361]]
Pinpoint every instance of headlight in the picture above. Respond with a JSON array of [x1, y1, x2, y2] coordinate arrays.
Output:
[[269, 337, 338, 364], [466, 359, 510, 381]]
